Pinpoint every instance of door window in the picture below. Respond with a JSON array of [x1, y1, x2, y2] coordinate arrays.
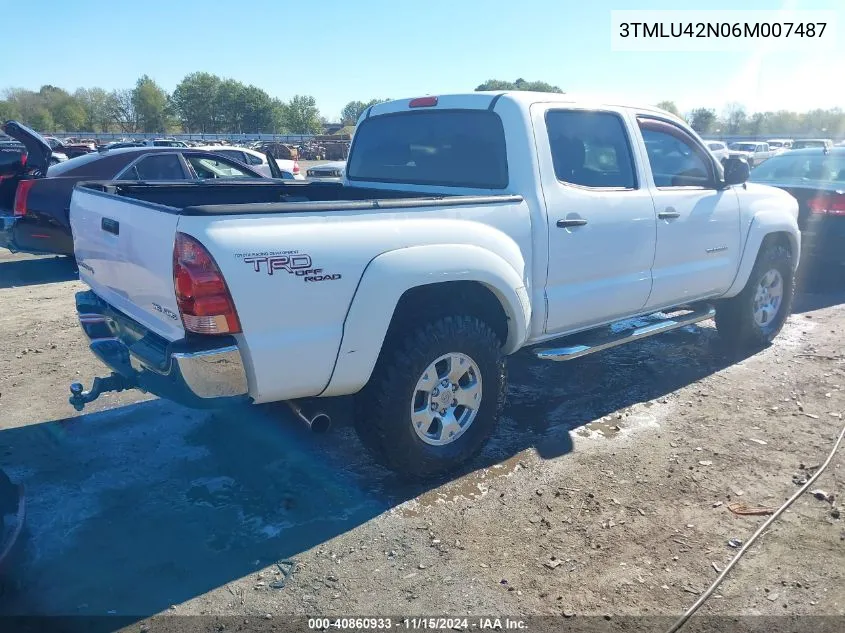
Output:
[[638, 118, 715, 188], [186, 154, 260, 179], [215, 149, 248, 163], [119, 153, 187, 180], [546, 110, 637, 189]]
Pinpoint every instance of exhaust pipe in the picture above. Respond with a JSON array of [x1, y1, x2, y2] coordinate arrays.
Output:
[[286, 400, 331, 434]]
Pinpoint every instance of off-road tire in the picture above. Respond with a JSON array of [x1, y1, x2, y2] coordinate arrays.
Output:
[[355, 315, 506, 480], [715, 242, 795, 348]]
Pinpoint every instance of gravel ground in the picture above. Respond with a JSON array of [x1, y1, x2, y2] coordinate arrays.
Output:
[[0, 248, 843, 631]]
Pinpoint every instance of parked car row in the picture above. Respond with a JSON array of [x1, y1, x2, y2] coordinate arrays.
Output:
[[705, 138, 838, 168]]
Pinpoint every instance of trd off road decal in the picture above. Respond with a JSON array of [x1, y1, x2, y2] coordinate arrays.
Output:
[[235, 250, 342, 282]]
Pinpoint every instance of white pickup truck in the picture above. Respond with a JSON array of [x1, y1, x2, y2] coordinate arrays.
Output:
[[67, 92, 800, 478]]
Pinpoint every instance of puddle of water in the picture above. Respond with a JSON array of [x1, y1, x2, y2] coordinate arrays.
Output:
[[575, 402, 664, 441], [395, 454, 525, 517], [577, 417, 623, 439]]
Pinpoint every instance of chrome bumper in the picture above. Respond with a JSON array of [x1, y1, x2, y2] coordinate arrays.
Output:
[[169, 346, 248, 399], [75, 291, 250, 408]]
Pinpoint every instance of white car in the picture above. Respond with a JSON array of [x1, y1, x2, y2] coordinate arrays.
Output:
[[306, 161, 346, 181], [705, 141, 729, 162], [198, 145, 304, 180], [141, 139, 189, 148], [766, 139, 793, 155], [69, 91, 800, 478], [727, 142, 774, 167]]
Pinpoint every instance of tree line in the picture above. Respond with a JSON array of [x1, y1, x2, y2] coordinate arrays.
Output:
[[1, 75, 842, 138], [0, 73, 324, 134], [655, 100, 843, 137]]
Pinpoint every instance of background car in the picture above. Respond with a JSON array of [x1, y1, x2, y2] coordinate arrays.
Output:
[[140, 138, 189, 147], [727, 141, 773, 167], [197, 145, 303, 179], [766, 139, 793, 154], [42, 135, 96, 158], [749, 147, 845, 279], [305, 160, 346, 181], [705, 140, 729, 162], [2, 134, 69, 165], [0, 130, 270, 256], [791, 139, 834, 150]]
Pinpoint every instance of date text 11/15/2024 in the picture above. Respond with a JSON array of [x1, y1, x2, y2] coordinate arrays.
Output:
[[308, 617, 527, 630]]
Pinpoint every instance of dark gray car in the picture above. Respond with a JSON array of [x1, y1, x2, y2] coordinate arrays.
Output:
[[1, 140, 270, 256]]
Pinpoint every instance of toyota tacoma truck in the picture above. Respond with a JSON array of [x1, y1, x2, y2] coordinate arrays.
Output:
[[67, 92, 801, 478]]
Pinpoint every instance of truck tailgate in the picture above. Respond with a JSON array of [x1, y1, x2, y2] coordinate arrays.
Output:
[[70, 187, 185, 341]]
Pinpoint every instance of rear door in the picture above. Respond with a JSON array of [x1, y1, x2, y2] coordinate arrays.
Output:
[[535, 105, 657, 334], [71, 187, 185, 341], [633, 115, 741, 308]]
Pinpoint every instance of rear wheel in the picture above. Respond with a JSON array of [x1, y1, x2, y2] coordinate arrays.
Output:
[[715, 242, 794, 348], [355, 315, 506, 480]]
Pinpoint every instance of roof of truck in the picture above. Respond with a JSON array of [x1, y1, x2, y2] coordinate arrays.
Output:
[[366, 91, 681, 122]]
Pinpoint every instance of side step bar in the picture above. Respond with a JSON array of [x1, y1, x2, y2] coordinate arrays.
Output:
[[534, 305, 716, 362]]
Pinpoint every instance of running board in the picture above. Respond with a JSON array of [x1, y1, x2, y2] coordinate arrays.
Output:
[[534, 305, 716, 362]]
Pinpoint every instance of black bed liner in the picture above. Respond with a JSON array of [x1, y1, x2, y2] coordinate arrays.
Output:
[[76, 180, 522, 216]]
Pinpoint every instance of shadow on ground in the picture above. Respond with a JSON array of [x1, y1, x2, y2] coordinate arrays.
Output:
[[0, 281, 841, 620], [0, 256, 77, 289]]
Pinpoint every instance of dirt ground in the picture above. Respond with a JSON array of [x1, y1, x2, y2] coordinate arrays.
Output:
[[0, 248, 843, 630]]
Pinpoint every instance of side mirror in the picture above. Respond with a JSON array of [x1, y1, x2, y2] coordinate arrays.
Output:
[[721, 156, 750, 186]]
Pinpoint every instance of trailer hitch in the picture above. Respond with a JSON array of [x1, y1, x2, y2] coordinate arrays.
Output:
[[69, 372, 136, 411]]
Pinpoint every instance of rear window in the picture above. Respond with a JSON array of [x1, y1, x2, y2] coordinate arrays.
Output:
[[792, 140, 828, 149], [347, 110, 508, 189], [750, 152, 845, 184]]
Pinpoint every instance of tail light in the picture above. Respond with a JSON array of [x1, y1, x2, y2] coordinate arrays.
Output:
[[808, 192, 845, 216], [20, 152, 27, 167], [173, 232, 241, 334], [13, 179, 36, 217], [409, 96, 438, 108], [293, 160, 300, 175]]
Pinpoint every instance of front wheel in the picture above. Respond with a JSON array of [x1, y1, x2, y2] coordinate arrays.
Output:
[[715, 242, 795, 348], [355, 315, 506, 480]]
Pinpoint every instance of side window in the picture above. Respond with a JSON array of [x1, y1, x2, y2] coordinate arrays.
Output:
[[638, 118, 715, 188], [246, 153, 264, 166], [546, 110, 636, 189], [185, 154, 260, 179], [217, 149, 247, 163], [120, 154, 186, 180]]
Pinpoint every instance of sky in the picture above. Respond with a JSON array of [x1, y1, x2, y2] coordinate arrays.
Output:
[[1, 0, 843, 121]]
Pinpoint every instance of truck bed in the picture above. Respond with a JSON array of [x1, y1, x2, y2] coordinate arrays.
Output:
[[77, 180, 522, 215]]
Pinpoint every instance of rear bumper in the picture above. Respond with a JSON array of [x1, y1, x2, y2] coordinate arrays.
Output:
[[75, 290, 251, 408]]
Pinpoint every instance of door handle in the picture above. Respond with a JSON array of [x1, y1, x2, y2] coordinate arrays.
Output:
[[658, 209, 681, 220], [101, 217, 119, 235], [556, 218, 588, 228]]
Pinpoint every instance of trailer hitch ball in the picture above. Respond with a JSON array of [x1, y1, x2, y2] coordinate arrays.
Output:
[[68, 373, 135, 411]]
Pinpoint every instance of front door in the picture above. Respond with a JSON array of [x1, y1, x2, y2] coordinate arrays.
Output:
[[534, 105, 657, 335], [633, 115, 741, 309]]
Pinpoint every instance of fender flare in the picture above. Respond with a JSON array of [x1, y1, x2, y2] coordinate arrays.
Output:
[[320, 244, 531, 397], [723, 210, 801, 298]]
